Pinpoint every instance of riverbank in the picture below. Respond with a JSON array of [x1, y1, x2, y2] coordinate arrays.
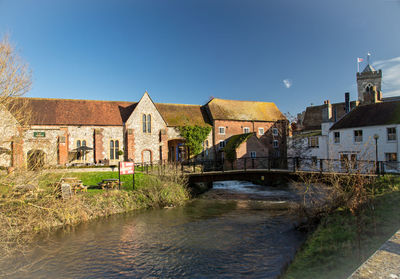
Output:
[[0, 171, 190, 256], [283, 175, 400, 279]]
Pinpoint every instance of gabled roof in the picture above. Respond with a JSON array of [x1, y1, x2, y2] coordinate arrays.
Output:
[[9, 98, 136, 126], [206, 98, 286, 122], [362, 64, 377, 73], [154, 103, 211, 127], [330, 101, 400, 130]]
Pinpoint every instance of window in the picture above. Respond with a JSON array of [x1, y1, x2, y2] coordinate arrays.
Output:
[[258, 128, 264, 135], [385, 153, 397, 162], [218, 127, 225, 134], [110, 140, 114, 160], [334, 132, 340, 143], [308, 136, 319, 148], [272, 128, 279, 136], [273, 140, 279, 148], [205, 140, 209, 157], [219, 140, 226, 149], [147, 114, 151, 133], [350, 154, 357, 169], [354, 130, 363, 142], [311, 156, 317, 167], [387, 127, 396, 141], [110, 140, 120, 160], [142, 114, 147, 133], [142, 114, 151, 133], [250, 151, 256, 158], [76, 140, 87, 161], [243, 127, 250, 133]]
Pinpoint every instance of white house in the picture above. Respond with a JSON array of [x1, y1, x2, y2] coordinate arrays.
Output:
[[288, 62, 399, 173]]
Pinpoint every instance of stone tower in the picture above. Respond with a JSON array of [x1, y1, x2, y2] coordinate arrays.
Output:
[[356, 64, 382, 103]]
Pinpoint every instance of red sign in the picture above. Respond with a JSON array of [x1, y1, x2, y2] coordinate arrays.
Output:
[[119, 162, 134, 175]]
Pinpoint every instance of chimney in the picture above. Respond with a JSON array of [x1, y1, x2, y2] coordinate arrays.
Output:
[[322, 100, 332, 122], [345, 92, 350, 113]]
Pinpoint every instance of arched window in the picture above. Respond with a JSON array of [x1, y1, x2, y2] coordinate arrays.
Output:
[[82, 140, 86, 146], [115, 140, 119, 160], [142, 114, 147, 133], [77, 140, 81, 148], [82, 140, 86, 161], [147, 114, 151, 133], [110, 140, 120, 160], [110, 140, 114, 160], [366, 84, 373, 93], [142, 114, 152, 133]]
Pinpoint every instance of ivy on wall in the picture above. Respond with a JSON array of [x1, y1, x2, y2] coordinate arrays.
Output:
[[178, 125, 211, 158]]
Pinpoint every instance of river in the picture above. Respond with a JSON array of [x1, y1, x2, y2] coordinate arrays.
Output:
[[1, 180, 305, 279]]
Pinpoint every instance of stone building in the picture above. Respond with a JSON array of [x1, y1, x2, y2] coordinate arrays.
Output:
[[0, 92, 287, 169]]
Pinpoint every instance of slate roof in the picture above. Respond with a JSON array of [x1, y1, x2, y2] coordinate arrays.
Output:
[[362, 64, 377, 73], [330, 101, 400, 130], [206, 98, 286, 122], [154, 103, 211, 127], [9, 98, 136, 126]]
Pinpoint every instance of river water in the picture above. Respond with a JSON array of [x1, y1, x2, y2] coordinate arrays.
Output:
[[1, 181, 305, 279]]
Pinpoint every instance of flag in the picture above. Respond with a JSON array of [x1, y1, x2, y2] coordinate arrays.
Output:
[[357, 58, 363, 63]]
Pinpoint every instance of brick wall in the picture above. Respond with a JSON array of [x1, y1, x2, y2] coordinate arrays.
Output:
[[214, 119, 287, 158]]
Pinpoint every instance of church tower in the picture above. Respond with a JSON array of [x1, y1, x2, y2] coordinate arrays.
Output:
[[356, 61, 382, 104]]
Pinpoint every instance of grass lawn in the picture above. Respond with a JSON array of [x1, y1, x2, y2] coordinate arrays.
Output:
[[38, 171, 149, 192], [284, 176, 400, 279]]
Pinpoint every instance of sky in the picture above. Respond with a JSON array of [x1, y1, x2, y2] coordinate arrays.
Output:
[[0, 0, 400, 115]]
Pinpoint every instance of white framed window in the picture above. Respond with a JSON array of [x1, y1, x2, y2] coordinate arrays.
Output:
[[258, 128, 264, 135], [308, 136, 319, 148], [334, 132, 340, 144], [354, 130, 363, 142], [250, 151, 256, 158], [387, 127, 396, 141], [219, 140, 226, 149], [273, 140, 279, 148], [272, 128, 279, 136], [243, 127, 250, 133], [218, 127, 225, 135]]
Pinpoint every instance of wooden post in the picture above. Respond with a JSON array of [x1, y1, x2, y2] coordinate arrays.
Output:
[[118, 162, 121, 189], [320, 159, 323, 174]]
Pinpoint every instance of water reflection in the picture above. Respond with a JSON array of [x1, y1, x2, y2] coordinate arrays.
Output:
[[0, 181, 304, 279]]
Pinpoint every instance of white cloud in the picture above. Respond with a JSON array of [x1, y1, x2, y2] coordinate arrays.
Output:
[[373, 56, 400, 97], [283, 79, 292, 89]]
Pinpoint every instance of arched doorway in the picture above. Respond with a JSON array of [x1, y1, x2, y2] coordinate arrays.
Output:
[[141, 150, 152, 163], [27, 150, 46, 170]]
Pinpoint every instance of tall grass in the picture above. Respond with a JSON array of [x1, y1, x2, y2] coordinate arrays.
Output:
[[283, 176, 400, 279], [0, 169, 189, 257]]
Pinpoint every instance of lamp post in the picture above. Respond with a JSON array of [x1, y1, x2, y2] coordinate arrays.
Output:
[[373, 134, 379, 174]]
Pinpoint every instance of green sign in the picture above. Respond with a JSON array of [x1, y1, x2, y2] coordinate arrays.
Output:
[[34, 131, 46, 138]]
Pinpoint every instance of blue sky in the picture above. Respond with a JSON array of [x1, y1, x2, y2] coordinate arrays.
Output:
[[1, 0, 399, 115]]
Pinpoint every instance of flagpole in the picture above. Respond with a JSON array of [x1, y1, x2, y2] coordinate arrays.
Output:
[[357, 58, 359, 73]]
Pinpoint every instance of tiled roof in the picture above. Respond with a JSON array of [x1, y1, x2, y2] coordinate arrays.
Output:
[[9, 98, 136, 126], [155, 103, 211, 127], [207, 98, 286, 122], [330, 101, 400, 130]]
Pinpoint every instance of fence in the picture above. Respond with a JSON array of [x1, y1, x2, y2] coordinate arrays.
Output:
[[132, 156, 398, 175]]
